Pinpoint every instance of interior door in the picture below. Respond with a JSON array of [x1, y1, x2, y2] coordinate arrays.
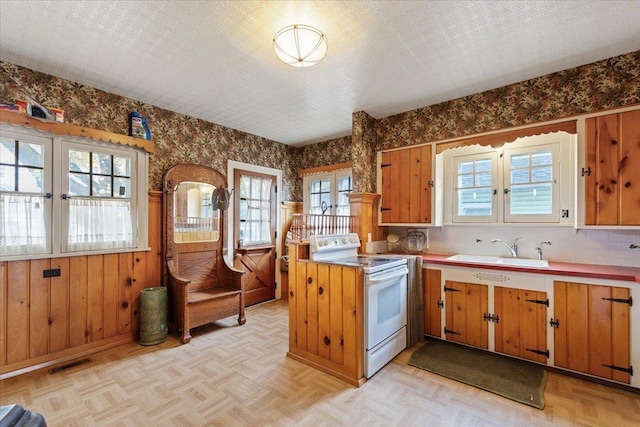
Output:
[[233, 169, 277, 306]]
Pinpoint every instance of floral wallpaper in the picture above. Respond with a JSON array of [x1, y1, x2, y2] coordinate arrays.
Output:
[[343, 50, 640, 192], [351, 111, 377, 193], [0, 61, 296, 199], [377, 50, 640, 151], [2, 50, 639, 201]]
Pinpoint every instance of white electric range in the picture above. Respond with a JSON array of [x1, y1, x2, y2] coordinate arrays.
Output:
[[309, 233, 409, 379]]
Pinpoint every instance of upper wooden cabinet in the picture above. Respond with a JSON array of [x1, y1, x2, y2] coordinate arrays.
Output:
[[585, 109, 640, 225], [379, 144, 433, 224]]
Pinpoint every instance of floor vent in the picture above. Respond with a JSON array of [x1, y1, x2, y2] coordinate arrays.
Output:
[[49, 358, 91, 374]]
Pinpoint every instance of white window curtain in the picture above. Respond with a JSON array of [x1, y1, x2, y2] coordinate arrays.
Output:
[[0, 193, 48, 256], [239, 175, 272, 246], [65, 197, 133, 252]]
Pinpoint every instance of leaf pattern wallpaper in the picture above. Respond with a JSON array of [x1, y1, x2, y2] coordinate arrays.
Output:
[[1, 50, 638, 201]]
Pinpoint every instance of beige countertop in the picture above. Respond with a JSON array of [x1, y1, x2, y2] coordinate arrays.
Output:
[[422, 253, 640, 284]]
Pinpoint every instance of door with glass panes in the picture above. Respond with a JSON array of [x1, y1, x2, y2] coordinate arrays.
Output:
[[233, 169, 277, 306]]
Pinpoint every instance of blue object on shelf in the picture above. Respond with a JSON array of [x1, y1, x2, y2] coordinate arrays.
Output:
[[130, 111, 151, 140]]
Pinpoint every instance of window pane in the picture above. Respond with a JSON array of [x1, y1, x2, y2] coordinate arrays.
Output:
[[0, 138, 16, 164], [66, 198, 133, 251], [113, 156, 131, 177], [458, 174, 473, 188], [320, 179, 330, 192], [475, 173, 492, 187], [475, 158, 492, 172], [69, 172, 90, 196], [92, 152, 112, 175], [239, 175, 272, 246], [458, 188, 493, 216], [511, 169, 530, 184], [92, 175, 112, 197], [18, 142, 43, 167], [457, 161, 473, 174], [510, 183, 552, 215], [338, 176, 352, 191], [69, 149, 90, 173], [532, 166, 552, 182], [0, 194, 48, 255], [510, 153, 529, 168], [0, 165, 15, 191], [531, 151, 552, 166], [18, 168, 43, 192], [113, 177, 130, 197]]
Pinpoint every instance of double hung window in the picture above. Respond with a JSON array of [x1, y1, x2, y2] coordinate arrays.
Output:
[[0, 126, 148, 259]]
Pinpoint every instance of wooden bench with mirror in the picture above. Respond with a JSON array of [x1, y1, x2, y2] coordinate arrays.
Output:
[[164, 164, 246, 344]]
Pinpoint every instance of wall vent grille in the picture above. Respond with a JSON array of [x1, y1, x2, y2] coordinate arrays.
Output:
[[49, 358, 91, 374]]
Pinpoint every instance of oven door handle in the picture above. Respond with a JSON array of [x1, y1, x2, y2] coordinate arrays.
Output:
[[367, 267, 409, 285]]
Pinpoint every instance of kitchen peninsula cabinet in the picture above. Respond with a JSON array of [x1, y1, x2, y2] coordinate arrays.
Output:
[[379, 144, 433, 225], [287, 242, 365, 386], [553, 280, 631, 384], [585, 109, 640, 225]]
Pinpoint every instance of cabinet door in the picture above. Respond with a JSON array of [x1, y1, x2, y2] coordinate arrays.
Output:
[[619, 110, 640, 225], [444, 281, 488, 349], [423, 269, 442, 337], [494, 287, 548, 363], [585, 109, 640, 225], [554, 281, 631, 384], [380, 145, 432, 224]]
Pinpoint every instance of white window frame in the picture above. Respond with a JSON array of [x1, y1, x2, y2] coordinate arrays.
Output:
[[0, 125, 148, 261], [302, 168, 353, 215], [443, 132, 575, 225], [503, 142, 560, 223], [451, 151, 498, 223]]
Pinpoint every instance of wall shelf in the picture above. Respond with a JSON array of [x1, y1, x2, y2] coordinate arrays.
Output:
[[0, 110, 154, 153]]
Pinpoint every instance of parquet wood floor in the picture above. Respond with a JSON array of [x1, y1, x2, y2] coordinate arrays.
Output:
[[1, 300, 639, 426]]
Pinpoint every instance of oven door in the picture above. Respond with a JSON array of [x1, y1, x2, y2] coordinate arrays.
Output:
[[365, 265, 408, 350]]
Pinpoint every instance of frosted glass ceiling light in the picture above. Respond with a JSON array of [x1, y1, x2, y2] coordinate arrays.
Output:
[[273, 24, 327, 68]]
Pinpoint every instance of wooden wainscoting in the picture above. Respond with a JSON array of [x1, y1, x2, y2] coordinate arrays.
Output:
[[0, 191, 163, 379]]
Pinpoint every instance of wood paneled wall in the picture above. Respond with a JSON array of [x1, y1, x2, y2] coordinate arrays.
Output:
[[0, 191, 163, 379]]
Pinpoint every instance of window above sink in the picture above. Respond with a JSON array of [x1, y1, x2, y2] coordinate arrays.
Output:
[[439, 131, 576, 226]]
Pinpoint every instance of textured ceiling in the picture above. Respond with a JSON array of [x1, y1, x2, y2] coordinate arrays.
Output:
[[1, 1, 639, 146]]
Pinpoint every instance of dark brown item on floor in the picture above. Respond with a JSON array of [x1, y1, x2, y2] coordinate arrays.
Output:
[[409, 339, 547, 409]]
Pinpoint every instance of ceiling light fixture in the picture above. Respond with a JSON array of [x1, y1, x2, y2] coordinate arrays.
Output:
[[273, 24, 328, 68]]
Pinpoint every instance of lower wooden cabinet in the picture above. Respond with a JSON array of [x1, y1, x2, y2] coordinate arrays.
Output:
[[423, 268, 442, 337], [444, 281, 488, 349], [553, 280, 631, 384], [424, 266, 636, 388], [494, 287, 548, 364]]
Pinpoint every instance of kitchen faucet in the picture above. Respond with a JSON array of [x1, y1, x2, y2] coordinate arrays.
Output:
[[490, 237, 521, 258]]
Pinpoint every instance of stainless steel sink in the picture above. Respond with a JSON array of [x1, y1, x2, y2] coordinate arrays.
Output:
[[446, 254, 549, 268]]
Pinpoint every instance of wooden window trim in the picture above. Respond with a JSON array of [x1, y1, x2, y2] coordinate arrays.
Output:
[[435, 121, 576, 154], [299, 161, 352, 177]]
